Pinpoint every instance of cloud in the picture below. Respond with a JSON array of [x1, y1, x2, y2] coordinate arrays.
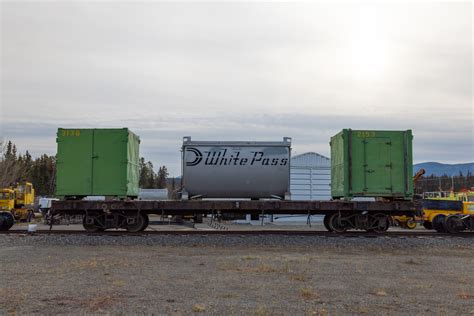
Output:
[[1, 2, 472, 175]]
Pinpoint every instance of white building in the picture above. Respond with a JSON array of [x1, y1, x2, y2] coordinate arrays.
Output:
[[290, 152, 331, 201]]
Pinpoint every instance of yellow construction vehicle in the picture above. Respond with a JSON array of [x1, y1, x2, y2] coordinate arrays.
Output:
[[422, 190, 474, 232], [0, 182, 35, 231], [444, 201, 474, 233]]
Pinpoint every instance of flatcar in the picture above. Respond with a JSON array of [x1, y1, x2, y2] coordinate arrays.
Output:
[[46, 128, 421, 233]]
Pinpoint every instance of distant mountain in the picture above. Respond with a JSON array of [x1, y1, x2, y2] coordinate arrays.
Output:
[[414, 162, 474, 177]]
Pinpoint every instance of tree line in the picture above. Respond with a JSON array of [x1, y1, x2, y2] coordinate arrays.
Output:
[[1, 139, 472, 197], [415, 172, 474, 194], [139, 158, 169, 189], [0, 140, 168, 196]]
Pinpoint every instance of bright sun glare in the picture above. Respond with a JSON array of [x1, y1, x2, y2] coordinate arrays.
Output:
[[348, 7, 389, 80]]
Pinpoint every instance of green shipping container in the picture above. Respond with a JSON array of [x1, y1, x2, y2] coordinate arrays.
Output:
[[331, 129, 413, 200], [55, 128, 140, 198]]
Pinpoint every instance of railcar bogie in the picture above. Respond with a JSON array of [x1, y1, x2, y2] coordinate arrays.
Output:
[[324, 212, 391, 233], [81, 211, 149, 233]]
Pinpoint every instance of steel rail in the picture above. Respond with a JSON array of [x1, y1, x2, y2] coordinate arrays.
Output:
[[1, 229, 473, 238]]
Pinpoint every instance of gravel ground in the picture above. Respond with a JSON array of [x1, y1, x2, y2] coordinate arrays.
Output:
[[1, 234, 473, 315]]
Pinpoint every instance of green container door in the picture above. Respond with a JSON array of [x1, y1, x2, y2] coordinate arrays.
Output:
[[56, 129, 94, 196], [351, 136, 392, 195], [92, 129, 128, 196], [56, 128, 140, 198], [331, 129, 413, 200]]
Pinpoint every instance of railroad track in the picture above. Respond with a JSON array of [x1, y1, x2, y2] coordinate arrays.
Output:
[[1, 229, 473, 238]]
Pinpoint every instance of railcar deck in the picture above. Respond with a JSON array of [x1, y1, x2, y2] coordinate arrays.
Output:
[[51, 199, 419, 216]]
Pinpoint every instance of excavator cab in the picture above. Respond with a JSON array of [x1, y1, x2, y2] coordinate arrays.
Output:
[[14, 182, 35, 208], [0, 189, 15, 211], [0, 189, 15, 231]]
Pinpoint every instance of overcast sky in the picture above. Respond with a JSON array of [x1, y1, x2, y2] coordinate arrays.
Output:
[[1, 2, 472, 176]]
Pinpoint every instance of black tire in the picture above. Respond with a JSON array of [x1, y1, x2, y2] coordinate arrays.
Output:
[[432, 215, 447, 233], [0, 212, 15, 231], [445, 215, 465, 234], [423, 221, 433, 230], [323, 214, 333, 232]]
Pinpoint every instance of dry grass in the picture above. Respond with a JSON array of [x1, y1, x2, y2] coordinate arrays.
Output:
[[374, 289, 388, 297], [0, 287, 30, 313], [192, 303, 206, 313], [218, 261, 287, 273], [242, 255, 259, 261], [353, 306, 370, 314], [255, 263, 279, 273], [300, 287, 319, 300], [60, 257, 138, 273], [290, 273, 307, 282], [458, 277, 468, 285], [306, 308, 328, 316], [220, 293, 237, 299], [458, 290, 474, 300], [255, 305, 269, 316], [112, 279, 126, 287], [404, 259, 421, 265], [88, 294, 118, 312]]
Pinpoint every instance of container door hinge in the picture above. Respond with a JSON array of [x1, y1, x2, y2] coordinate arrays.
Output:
[[385, 141, 392, 145], [385, 163, 392, 168]]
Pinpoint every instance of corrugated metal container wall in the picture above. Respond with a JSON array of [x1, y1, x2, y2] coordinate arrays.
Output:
[[55, 128, 140, 198], [330, 129, 413, 200], [182, 137, 291, 199], [290, 153, 331, 200]]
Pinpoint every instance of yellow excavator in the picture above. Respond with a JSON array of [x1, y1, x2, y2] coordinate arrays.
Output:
[[0, 182, 35, 231]]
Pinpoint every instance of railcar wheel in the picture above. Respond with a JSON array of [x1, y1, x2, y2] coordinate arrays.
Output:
[[432, 215, 447, 233], [445, 215, 465, 234], [323, 215, 333, 232], [328, 213, 347, 233], [83, 215, 103, 233], [139, 214, 149, 232], [127, 213, 146, 233], [369, 214, 390, 233], [423, 221, 432, 230]]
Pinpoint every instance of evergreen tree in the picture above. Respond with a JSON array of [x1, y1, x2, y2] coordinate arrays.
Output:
[[156, 166, 168, 189]]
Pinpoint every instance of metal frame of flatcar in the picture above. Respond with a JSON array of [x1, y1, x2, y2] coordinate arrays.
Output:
[[50, 199, 420, 232], [51, 200, 417, 215]]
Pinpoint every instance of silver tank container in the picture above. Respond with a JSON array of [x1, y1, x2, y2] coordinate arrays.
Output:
[[181, 137, 291, 199]]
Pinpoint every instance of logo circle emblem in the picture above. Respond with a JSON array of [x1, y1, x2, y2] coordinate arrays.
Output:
[[186, 147, 203, 166]]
